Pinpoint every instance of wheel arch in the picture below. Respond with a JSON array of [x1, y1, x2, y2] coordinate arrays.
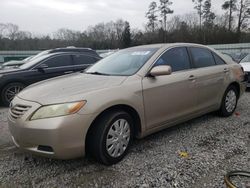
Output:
[[85, 104, 142, 150], [1, 80, 27, 91]]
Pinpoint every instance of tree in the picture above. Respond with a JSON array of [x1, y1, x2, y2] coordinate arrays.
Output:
[[203, 0, 216, 26], [192, 0, 204, 30], [237, 0, 250, 34], [146, 1, 158, 32], [122, 21, 131, 48], [222, 0, 238, 31], [158, 0, 174, 42], [5, 23, 19, 40]]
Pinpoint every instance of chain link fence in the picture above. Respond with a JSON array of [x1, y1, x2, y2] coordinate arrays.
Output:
[[0, 43, 250, 63]]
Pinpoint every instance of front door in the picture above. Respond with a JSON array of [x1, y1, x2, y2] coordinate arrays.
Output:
[[142, 47, 197, 130]]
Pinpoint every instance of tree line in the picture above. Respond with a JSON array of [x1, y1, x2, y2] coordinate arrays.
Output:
[[0, 0, 249, 51]]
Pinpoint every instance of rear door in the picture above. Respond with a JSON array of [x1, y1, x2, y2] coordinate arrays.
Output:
[[142, 47, 198, 129], [188, 47, 229, 111], [72, 54, 100, 72]]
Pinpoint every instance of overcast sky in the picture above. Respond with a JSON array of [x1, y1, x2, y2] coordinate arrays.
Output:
[[0, 0, 225, 35]]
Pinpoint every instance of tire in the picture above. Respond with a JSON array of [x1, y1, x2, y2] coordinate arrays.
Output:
[[86, 110, 134, 165], [218, 85, 238, 117], [1, 82, 25, 107]]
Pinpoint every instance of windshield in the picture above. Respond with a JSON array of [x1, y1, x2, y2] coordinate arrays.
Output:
[[240, 54, 250, 63], [85, 48, 158, 76]]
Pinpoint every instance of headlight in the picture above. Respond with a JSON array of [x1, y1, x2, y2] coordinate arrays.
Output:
[[30, 101, 86, 120]]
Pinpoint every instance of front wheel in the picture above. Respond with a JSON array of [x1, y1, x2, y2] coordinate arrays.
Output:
[[1, 82, 25, 106], [219, 85, 238, 117], [86, 111, 134, 165]]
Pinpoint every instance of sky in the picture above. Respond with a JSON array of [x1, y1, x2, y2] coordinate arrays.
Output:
[[0, 0, 226, 35]]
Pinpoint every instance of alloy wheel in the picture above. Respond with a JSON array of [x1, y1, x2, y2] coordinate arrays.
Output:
[[4, 85, 24, 103]]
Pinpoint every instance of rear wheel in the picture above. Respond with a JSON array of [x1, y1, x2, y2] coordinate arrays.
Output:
[[1, 82, 25, 106], [86, 110, 134, 165], [219, 85, 238, 117]]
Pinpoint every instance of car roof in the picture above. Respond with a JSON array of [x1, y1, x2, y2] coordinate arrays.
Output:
[[130, 43, 211, 50], [48, 47, 93, 53], [45, 51, 101, 58]]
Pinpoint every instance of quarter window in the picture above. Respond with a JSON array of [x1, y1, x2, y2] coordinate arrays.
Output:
[[190, 47, 216, 68], [43, 55, 72, 68], [73, 55, 99, 65], [213, 53, 226, 65], [154, 47, 191, 72]]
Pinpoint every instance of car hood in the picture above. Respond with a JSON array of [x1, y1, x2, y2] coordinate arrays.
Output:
[[0, 68, 21, 73], [240, 62, 250, 72], [18, 73, 127, 105]]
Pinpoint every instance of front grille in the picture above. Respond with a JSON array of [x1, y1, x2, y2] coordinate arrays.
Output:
[[9, 104, 31, 119]]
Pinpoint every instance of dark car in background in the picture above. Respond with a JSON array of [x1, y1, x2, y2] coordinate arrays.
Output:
[[0, 48, 101, 106]]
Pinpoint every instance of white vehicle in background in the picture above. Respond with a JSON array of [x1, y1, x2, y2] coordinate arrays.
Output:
[[240, 54, 250, 87]]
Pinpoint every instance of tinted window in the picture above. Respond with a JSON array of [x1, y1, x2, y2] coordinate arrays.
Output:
[[155, 47, 191, 72], [43, 55, 72, 68], [213, 53, 225, 65], [190, 47, 216, 68], [73, 55, 99, 65]]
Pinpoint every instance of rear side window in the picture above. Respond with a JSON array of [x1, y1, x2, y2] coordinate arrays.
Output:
[[73, 55, 99, 65], [43, 55, 72, 68], [154, 47, 191, 72], [213, 53, 226, 65], [190, 47, 216, 68]]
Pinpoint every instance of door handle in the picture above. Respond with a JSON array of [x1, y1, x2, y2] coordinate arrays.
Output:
[[188, 75, 196, 81], [224, 68, 229, 73], [64, 71, 74, 74]]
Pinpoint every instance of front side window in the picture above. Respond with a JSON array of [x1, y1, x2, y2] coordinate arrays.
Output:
[[73, 55, 99, 65], [190, 47, 216, 68], [85, 48, 158, 76], [43, 55, 72, 68], [154, 47, 191, 72]]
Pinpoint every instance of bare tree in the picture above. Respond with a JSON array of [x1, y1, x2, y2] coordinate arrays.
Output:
[[0, 23, 6, 39], [5, 23, 19, 40], [237, 0, 250, 34]]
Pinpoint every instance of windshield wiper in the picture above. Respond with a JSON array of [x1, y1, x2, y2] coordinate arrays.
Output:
[[85, 71, 111, 76]]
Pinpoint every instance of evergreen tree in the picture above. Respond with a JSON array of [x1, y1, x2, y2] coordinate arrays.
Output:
[[203, 0, 216, 26], [122, 21, 131, 48], [146, 2, 158, 32], [222, 0, 238, 31], [158, 0, 174, 42], [192, 0, 204, 30]]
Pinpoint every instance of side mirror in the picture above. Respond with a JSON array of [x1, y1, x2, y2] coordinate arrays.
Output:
[[149, 65, 172, 77], [37, 64, 48, 72]]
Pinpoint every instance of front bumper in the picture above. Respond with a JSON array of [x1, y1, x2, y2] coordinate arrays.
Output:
[[8, 97, 96, 159]]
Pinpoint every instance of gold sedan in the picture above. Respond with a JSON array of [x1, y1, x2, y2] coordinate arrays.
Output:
[[8, 43, 246, 165]]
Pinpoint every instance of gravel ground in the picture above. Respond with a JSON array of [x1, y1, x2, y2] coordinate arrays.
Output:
[[0, 91, 249, 188]]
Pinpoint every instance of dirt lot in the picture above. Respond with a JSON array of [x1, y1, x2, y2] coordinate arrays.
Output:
[[0, 91, 249, 188]]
